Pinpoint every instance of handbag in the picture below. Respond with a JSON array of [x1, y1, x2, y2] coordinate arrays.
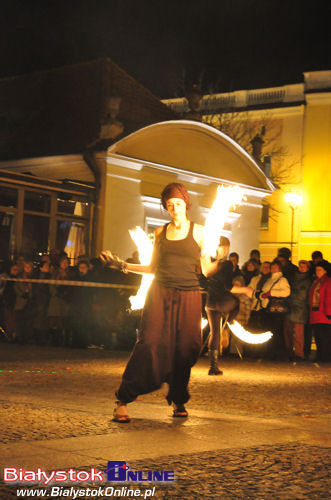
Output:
[[266, 296, 290, 314], [265, 278, 290, 314]]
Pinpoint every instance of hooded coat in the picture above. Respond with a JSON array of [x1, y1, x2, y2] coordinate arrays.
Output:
[[287, 271, 312, 324]]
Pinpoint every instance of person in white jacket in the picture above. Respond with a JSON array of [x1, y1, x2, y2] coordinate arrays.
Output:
[[249, 259, 291, 359]]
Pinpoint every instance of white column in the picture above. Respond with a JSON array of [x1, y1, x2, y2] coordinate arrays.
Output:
[[103, 173, 144, 259]]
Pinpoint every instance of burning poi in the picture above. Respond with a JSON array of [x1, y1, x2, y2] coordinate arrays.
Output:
[[129, 185, 272, 352]]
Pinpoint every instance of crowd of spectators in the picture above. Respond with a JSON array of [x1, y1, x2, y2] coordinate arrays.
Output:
[[0, 247, 330, 362], [228, 248, 331, 362], [0, 249, 141, 350]]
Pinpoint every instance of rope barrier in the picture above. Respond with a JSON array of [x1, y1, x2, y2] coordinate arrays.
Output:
[[0, 276, 138, 290], [0, 276, 207, 292]]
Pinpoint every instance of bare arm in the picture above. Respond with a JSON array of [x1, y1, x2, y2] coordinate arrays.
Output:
[[195, 224, 229, 278], [200, 254, 219, 278], [195, 225, 253, 297], [231, 285, 254, 298]]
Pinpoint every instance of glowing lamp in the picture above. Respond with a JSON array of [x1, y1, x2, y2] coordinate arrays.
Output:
[[284, 192, 303, 208]]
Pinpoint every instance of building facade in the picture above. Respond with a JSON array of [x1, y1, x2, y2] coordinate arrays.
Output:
[[6, 62, 330, 265], [163, 70, 331, 264], [0, 59, 275, 265]]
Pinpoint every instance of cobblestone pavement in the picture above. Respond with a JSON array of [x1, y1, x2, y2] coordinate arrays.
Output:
[[0, 344, 330, 498], [1, 444, 330, 499]]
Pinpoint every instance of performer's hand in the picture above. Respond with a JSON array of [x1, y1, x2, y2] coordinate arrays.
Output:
[[261, 291, 271, 299], [99, 250, 116, 266], [99, 250, 128, 273]]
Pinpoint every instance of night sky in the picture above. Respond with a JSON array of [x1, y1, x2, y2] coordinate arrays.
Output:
[[1, 0, 330, 98]]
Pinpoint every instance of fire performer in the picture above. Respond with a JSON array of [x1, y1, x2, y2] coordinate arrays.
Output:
[[205, 236, 240, 375], [101, 182, 230, 423]]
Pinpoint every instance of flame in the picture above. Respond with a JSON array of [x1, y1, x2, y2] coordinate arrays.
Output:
[[204, 185, 245, 257], [201, 318, 208, 330], [228, 320, 273, 344], [128, 227, 154, 310], [128, 185, 245, 309]]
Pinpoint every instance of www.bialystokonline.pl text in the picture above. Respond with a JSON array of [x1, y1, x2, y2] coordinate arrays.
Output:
[[16, 486, 156, 497]]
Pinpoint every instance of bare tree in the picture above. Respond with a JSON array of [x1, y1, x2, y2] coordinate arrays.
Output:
[[202, 104, 298, 186]]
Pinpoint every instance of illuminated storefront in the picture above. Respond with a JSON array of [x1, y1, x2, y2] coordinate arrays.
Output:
[[0, 170, 94, 264]]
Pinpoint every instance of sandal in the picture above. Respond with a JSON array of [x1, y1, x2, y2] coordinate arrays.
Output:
[[173, 404, 188, 418], [113, 401, 131, 423]]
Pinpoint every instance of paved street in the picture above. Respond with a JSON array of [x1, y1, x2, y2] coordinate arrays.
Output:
[[0, 344, 330, 499]]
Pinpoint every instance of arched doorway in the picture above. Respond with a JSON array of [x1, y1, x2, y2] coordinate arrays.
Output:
[[99, 120, 274, 262]]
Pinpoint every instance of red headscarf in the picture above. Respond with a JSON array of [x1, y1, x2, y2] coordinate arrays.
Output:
[[161, 183, 191, 210]]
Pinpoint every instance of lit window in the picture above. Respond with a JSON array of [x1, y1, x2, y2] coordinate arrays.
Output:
[[261, 203, 269, 229]]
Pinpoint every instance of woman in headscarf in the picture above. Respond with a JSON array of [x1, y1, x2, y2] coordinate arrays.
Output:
[[101, 183, 237, 422]]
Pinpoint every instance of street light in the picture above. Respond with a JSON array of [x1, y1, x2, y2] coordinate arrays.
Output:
[[284, 192, 303, 255]]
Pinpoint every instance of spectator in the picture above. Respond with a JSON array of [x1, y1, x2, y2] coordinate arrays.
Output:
[[49, 248, 60, 271], [16, 254, 25, 274], [40, 254, 51, 266], [250, 259, 291, 359], [88, 258, 108, 347], [242, 249, 261, 274], [14, 261, 34, 343], [250, 249, 261, 269], [310, 251, 330, 278], [309, 262, 331, 362], [70, 260, 93, 348], [89, 257, 103, 274], [229, 252, 243, 281], [284, 260, 312, 361], [48, 255, 71, 346], [230, 275, 252, 356], [248, 261, 271, 330], [31, 260, 51, 345], [277, 247, 298, 287], [2, 262, 19, 342], [242, 258, 259, 285]]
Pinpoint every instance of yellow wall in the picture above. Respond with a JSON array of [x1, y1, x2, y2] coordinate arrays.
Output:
[[258, 106, 305, 263], [166, 84, 331, 265], [300, 94, 331, 260], [98, 95, 331, 264], [202, 107, 306, 263], [252, 96, 331, 264]]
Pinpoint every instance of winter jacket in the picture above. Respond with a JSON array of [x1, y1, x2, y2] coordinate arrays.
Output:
[[249, 273, 270, 310], [309, 275, 331, 325], [287, 271, 312, 324], [250, 271, 291, 311]]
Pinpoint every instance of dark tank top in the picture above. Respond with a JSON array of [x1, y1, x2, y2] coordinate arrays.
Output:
[[155, 222, 201, 290]]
